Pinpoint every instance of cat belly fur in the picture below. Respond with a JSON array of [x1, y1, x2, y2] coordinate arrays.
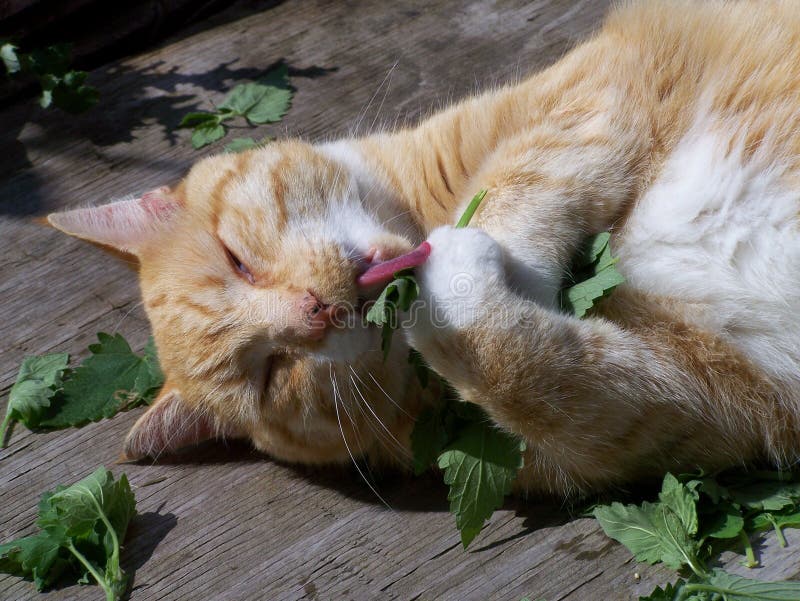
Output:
[[617, 118, 800, 388]]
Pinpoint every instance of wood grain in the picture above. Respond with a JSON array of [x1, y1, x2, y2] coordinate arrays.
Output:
[[1, 1, 799, 599]]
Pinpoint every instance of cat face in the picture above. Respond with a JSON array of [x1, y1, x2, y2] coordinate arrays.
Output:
[[48, 140, 421, 465]]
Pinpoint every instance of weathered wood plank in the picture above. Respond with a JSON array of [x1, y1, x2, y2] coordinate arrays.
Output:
[[2, 1, 799, 600]]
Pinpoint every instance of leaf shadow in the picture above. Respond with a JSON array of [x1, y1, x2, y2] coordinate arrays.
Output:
[[1, 58, 337, 217], [122, 508, 179, 599]]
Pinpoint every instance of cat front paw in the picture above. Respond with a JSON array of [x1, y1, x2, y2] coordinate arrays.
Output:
[[408, 226, 506, 334]]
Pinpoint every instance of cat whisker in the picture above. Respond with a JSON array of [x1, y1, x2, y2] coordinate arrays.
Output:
[[350, 61, 398, 137], [112, 300, 145, 334], [345, 373, 406, 465], [366, 371, 415, 419], [329, 364, 393, 510], [367, 61, 397, 134], [348, 368, 410, 459]]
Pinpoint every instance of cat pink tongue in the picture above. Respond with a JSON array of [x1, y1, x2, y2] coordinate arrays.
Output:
[[357, 241, 431, 287]]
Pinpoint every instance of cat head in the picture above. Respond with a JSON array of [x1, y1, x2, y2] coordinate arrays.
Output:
[[48, 140, 422, 465]]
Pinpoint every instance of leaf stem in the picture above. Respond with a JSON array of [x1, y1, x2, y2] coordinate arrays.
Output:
[[90, 495, 122, 579], [455, 189, 487, 228], [739, 530, 759, 568], [66, 541, 114, 601], [0, 412, 13, 448], [767, 513, 788, 547], [685, 554, 709, 580]]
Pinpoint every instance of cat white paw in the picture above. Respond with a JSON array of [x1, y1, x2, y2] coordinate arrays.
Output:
[[408, 226, 506, 334]]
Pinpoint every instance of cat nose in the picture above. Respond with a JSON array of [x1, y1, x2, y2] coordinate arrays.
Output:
[[301, 291, 328, 339]]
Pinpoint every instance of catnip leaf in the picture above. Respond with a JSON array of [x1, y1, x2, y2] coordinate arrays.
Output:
[[437, 421, 525, 547], [702, 502, 745, 540], [1, 43, 21, 74], [593, 475, 703, 572], [1, 353, 69, 446], [365, 272, 420, 357], [692, 568, 800, 600], [658, 473, 699, 536], [50, 70, 99, 113], [0, 533, 71, 591], [0, 468, 136, 599], [191, 122, 226, 149], [224, 137, 270, 153], [455, 189, 487, 228], [38, 468, 134, 541], [576, 231, 612, 268], [411, 405, 449, 475], [218, 66, 292, 125], [142, 336, 165, 403], [561, 232, 625, 317], [243, 66, 292, 124], [562, 261, 625, 317], [21, 44, 71, 77], [728, 478, 800, 512], [38, 333, 163, 429], [407, 349, 430, 389], [637, 580, 688, 601], [749, 507, 800, 547], [179, 112, 219, 127]]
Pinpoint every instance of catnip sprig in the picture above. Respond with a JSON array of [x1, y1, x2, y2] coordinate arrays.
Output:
[[1, 42, 98, 113], [1, 334, 164, 449], [179, 65, 292, 149], [364, 189, 488, 357], [594, 470, 800, 600], [0, 467, 136, 600], [410, 223, 625, 547]]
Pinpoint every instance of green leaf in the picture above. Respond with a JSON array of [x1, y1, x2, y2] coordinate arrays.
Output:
[[218, 66, 292, 125], [38, 333, 163, 429], [142, 336, 165, 403], [411, 405, 449, 475], [191, 122, 226, 149], [729, 478, 800, 512], [224, 137, 270, 153], [749, 507, 800, 547], [437, 421, 524, 547], [1, 353, 69, 446], [1, 43, 20, 74], [455, 189, 487, 228], [576, 232, 612, 268], [46, 70, 99, 113], [659, 473, 699, 536], [702, 503, 745, 540], [0, 468, 136, 599], [37, 468, 135, 599], [0, 533, 71, 591], [407, 349, 430, 389], [684, 568, 800, 600], [21, 44, 72, 78], [593, 475, 704, 573], [38, 468, 133, 540], [365, 272, 420, 357], [637, 580, 687, 601], [561, 232, 625, 317], [179, 112, 219, 127]]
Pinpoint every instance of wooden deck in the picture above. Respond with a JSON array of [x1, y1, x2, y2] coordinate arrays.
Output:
[[2, 1, 800, 599]]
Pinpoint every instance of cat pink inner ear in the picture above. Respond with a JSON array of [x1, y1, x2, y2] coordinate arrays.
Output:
[[47, 187, 180, 254], [122, 387, 222, 461]]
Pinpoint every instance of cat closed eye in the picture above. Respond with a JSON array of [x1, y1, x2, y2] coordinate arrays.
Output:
[[224, 245, 255, 284]]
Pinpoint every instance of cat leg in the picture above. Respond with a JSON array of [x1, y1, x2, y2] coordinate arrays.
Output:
[[406, 226, 783, 495]]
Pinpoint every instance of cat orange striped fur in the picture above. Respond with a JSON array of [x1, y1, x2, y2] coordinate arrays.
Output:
[[48, 1, 800, 495]]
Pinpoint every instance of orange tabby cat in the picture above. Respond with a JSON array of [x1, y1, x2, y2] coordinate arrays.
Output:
[[48, 1, 800, 496]]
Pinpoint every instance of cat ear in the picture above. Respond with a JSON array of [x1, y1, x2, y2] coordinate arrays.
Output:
[[121, 384, 221, 461], [47, 186, 181, 255]]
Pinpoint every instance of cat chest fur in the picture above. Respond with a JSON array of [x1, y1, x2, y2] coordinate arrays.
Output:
[[617, 119, 800, 387]]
